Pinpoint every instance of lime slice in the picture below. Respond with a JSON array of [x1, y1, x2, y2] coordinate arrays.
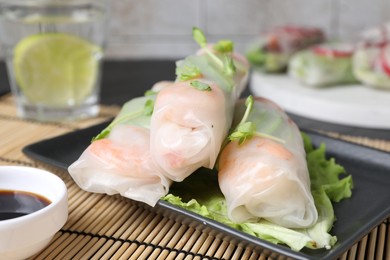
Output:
[[13, 33, 102, 106]]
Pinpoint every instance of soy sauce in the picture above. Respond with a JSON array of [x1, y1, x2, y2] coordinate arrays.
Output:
[[0, 190, 51, 220]]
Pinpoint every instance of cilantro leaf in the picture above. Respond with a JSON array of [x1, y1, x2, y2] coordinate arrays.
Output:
[[229, 121, 256, 144], [223, 55, 236, 77], [92, 95, 156, 141], [192, 27, 237, 80], [213, 40, 234, 53], [228, 96, 284, 144], [144, 90, 157, 96], [143, 99, 154, 116], [192, 27, 207, 48], [176, 60, 202, 81], [228, 96, 255, 144], [190, 80, 212, 91]]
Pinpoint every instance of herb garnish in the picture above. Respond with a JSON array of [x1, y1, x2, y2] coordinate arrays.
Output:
[[214, 40, 234, 53], [92, 95, 156, 141], [228, 96, 284, 144], [143, 99, 154, 116], [190, 80, 212, 91], [192, 27, 236, 77], [144, 90, 157, 96], [176, 61, 202, 81]]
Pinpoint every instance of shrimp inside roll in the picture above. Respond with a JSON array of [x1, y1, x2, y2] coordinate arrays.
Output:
[[150, 80, 231, 182], [218, 97, 318, 228]]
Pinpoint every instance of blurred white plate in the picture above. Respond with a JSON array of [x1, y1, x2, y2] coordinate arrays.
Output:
[[250, 72, 390, 129]]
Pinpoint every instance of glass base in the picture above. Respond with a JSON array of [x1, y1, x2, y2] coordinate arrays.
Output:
[[17, 103, 99, 122]]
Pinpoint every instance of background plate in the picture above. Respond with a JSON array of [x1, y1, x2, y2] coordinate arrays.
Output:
[[23, 122, 390, 260], [250, 72, 390, 129]]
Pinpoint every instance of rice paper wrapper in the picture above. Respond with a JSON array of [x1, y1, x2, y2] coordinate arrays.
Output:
[[353, 43, 390, 89], [150, 80, 233, 182], [246, 26, 325, 73], [68, 93, 173, 207], [69, 125, 171, 207], [289, 46, 357, 87], [218, 97, 318, 228], [151, 51, 249, 182]]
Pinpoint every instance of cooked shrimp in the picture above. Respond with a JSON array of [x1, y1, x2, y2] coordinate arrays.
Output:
[[218, 97, 318, 228], [150, 80, 231, 182]]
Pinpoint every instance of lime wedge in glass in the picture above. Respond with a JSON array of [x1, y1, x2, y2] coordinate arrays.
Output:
[[13, 33, 102, 106]]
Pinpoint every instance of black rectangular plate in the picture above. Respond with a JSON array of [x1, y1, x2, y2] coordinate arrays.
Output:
[[22, 121, 390, 260]]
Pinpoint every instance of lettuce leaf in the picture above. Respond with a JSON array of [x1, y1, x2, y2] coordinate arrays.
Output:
[[162, 133, 353, 251]]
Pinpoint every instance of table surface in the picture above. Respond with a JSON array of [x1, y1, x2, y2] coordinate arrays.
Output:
[[0, 60, 389, 260]]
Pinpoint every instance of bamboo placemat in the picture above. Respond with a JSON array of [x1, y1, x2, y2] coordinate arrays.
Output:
[[0, 94, 389, 260]]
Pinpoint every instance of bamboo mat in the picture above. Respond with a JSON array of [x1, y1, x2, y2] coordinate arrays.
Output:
[[0, 93, 389, 260]]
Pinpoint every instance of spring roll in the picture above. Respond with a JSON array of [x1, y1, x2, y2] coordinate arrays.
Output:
[[246, 25, 325, 73], [353, 23, 390, 89], [218, 97, 318, 228], [68, 82, 173, 207], [196, 45, 250, 99], [289, 42, 357, 87], [150, 79, 230, 182], [150, 28, 249, 182]]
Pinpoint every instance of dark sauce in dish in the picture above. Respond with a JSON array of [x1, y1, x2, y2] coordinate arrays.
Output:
[[0, 190, 51, 220]]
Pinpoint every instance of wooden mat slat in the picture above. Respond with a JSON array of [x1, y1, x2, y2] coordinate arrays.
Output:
[[1, 95, 389, 260], [195, 234, 216, 256], [143, 247, 165, 260], [132, 218, 180, 259], [76, 236, 108, 259], [91, 239, 122, 260], [205, 237, 223, 257], [222, 243, 238, 259], [56, 233, 88, 259], [213, 239, 230, 259], [32, 233, 64, 260], [320, 131, 390, 152], [229, 245, 245, 259], [63, 234, 94, 259], [102, 240, 128, 260], [386, 224, 390, 260], [357, 235, 369, 260], [188, 231, 210, 256], [346, 243, 358, 260], [376, 223, 386, 260], [184, 230, 203, 254]]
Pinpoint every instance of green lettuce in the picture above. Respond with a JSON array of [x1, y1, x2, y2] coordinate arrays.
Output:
[[162, 133, 353, 251]]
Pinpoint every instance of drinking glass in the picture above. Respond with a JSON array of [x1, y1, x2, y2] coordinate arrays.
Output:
[[0, 0, 108, 121]]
